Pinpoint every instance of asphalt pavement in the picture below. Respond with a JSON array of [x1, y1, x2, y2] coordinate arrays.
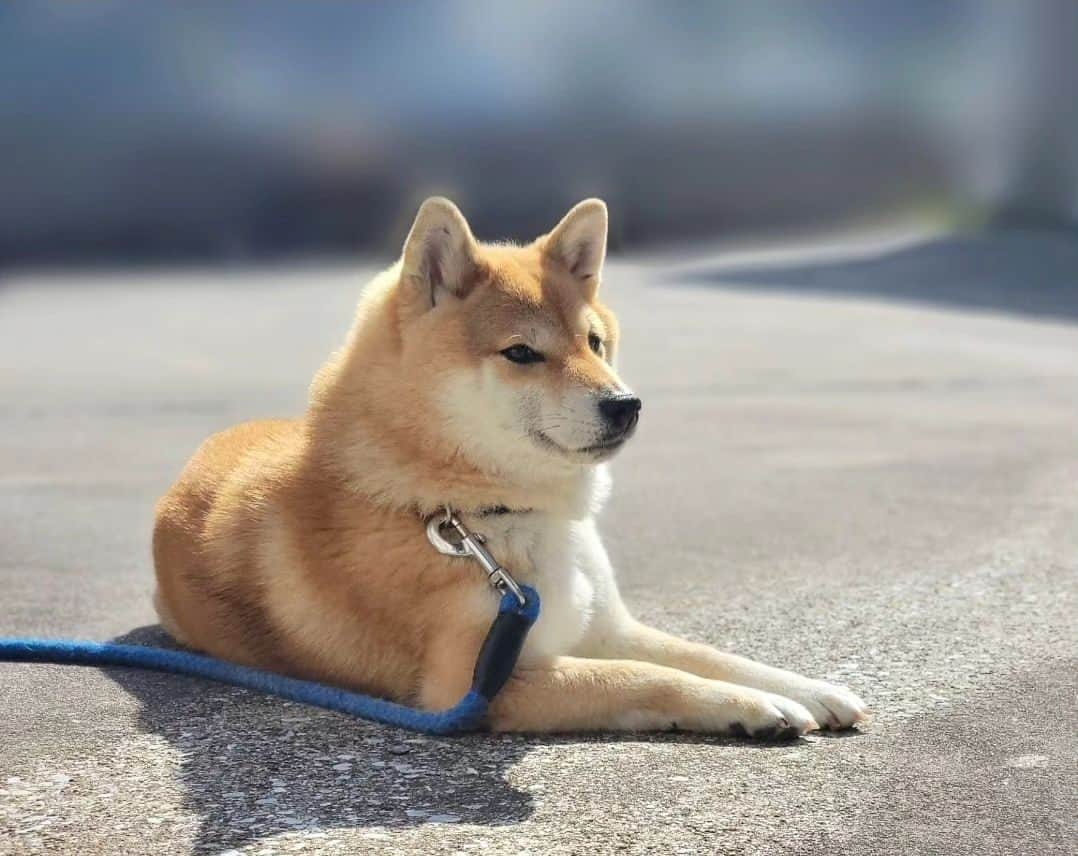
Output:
[[1, 228, 1076, 855]]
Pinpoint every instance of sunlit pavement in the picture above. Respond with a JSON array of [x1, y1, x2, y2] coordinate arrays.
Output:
[[2, 230, 1076, 855]]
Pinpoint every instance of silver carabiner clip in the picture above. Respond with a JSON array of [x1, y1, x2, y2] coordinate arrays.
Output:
[[425, 508, 527, 606], [425, 509, 471, 558]]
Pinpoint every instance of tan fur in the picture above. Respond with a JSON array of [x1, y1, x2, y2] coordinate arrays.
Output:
[[154, 198, 868, 735]]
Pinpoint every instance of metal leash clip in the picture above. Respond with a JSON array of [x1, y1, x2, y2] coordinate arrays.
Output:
[[426, 506, 527, 607]]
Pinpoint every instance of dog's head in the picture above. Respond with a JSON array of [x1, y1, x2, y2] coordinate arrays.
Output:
[[393, 197, 640, 479]]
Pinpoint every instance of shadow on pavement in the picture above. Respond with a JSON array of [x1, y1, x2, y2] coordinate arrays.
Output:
[[677, 229, 1078, 323], [105, 625, 819, 852], [105, 625, 534, 853]]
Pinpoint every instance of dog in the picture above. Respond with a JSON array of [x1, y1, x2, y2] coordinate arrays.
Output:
[[153, 197, 868, 737]]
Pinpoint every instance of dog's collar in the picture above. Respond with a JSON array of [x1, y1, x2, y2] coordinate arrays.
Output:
[[411, 503, 531, 519], [474, 504, 531, 517]]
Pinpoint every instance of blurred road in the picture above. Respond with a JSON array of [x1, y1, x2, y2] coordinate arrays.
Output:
[[2, 230, 1077, 855]]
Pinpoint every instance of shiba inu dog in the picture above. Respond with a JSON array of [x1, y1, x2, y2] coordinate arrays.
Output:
[[153, 198, 867, 737]]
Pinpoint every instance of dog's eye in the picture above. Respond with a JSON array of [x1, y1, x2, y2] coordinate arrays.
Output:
[[501, 344, 545, 364], [588, 332, 605, 356]]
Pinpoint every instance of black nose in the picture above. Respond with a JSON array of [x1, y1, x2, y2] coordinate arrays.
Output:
[[598, 394, 642, 434]]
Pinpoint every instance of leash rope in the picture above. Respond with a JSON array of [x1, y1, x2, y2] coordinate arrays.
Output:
[[0, 510, 540, 735]]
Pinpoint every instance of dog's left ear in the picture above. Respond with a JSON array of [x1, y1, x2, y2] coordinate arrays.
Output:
[[400, 197, 480, 310], [544, 199, 608, 295]]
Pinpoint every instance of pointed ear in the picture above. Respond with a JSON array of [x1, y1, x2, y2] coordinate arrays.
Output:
[[544, 198, 608, 290], [400, 197, 479, 308]]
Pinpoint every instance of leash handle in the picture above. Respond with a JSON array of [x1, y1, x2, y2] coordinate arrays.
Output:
[[471, 585, 541, 701]]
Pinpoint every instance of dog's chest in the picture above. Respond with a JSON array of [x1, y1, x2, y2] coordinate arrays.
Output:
[[472, 514, 597, 663]]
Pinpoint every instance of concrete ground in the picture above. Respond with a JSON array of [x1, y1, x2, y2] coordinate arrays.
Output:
[[1, 229, 1076, 855]]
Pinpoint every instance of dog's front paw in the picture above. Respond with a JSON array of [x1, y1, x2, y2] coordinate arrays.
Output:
[[786, 680, 869, 731], [721, 691, 819, 741]]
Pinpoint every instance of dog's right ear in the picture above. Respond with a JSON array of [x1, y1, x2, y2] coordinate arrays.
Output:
[[400, 197, 479, 311]]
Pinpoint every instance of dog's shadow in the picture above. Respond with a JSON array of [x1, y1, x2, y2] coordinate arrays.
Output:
[[106, 625, 537, 853], [107, 625, 838, 853]]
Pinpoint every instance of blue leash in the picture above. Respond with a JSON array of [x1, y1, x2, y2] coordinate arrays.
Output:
[[0, 585, 540, 736]]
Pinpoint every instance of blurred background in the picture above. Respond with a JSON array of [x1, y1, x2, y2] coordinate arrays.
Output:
[[2, 0, 1077, 268]]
